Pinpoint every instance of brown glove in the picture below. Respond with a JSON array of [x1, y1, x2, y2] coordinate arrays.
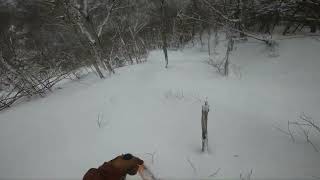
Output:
[[83, 154, 144, 180], [110, 154, 144, 176]]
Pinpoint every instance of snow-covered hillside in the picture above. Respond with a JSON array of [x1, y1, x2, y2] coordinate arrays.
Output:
[[0, 37, 320, 180]]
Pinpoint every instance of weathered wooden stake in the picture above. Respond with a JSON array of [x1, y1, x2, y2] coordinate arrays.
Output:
[[201, 100, 210, 152]]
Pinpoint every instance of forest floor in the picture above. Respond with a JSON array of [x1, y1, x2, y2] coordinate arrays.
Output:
[[0, 36, 320, 180]]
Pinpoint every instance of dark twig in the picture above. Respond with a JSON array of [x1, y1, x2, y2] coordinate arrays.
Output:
[[208, 168, 221, 177], [145, 151, 156, 164], [186, 157, 197, 174], [272, 125, 291, 136], [288, 121, 296, 142]]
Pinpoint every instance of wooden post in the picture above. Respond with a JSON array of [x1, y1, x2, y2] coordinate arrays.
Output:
[[201, 100, 210, 152]]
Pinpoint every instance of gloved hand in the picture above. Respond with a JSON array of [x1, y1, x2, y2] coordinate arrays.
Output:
[[110, 154, 144, 175], [83, 154, 144, 180]]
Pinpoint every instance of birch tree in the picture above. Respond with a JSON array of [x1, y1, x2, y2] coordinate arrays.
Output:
[[62, 0, 119, 78]]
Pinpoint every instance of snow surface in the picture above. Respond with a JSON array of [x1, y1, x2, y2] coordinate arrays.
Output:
[[0, 37, 320, 180]]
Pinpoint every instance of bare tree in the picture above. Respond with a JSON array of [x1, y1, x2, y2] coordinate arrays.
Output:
[[160, 0, 169, 68], [224, 34, 234, 76], [62, 0, 118, 78]]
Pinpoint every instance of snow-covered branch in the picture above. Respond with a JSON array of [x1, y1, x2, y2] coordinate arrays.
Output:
[[200, 0, 240, 23], [97, 1, 119, 37], [180, 13, 272, 44], [78, 22, 95, 44]]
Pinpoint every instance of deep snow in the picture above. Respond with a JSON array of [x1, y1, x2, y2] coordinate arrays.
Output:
[[0, 37, 320, 180]]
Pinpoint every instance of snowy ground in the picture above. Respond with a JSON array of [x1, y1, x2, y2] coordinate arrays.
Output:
[[0, 37, 320, 180]]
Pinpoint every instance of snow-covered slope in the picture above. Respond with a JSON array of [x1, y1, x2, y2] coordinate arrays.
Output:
[[0, 37, 320, 180]]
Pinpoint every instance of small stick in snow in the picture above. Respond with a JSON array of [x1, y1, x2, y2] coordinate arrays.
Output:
[[208, 168, 221, 177], [240, 169, 253, 180], [97, 113, 102, 128], [186, 157, 197, 175], [97, 113, 108, 128], [201, 100, 210, 152]]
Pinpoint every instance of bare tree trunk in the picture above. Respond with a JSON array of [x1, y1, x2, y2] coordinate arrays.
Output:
[[91, 44, 105, 78], [310, 22, 317, 33], [224, 53, 229, 76], [75, 16, 106, 78], [118, 28, 134, 65], [213, 27, 219, 54], [93, 61, 104, 78], [161, 0, 169, 68], [131, 34, 141, 63], [191, 24, 195, 47], [224, 37, 234, 76], [199, 27, 204, 48], [161, 31, 169, 68], [208, 29, 212, 57], [63, 0, 119, 78], [238, 0, 246, 37], [123, 41, 134, 64]]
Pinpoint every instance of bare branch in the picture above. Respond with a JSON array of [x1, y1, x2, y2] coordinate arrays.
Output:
[[97, 1, 119, 37], [300, 113, 320, 133], [286, 113, 320, 152], [288, 121, 296, 142], [272, 125, 291, 137], [145, 151, 156, 164], [200, 0, 240, 23], [180, 13, 272, 44]]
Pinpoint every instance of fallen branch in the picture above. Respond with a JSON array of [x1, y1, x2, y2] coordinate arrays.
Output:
[[283, 113, 320, 152], [300, 113, 320, 133]]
